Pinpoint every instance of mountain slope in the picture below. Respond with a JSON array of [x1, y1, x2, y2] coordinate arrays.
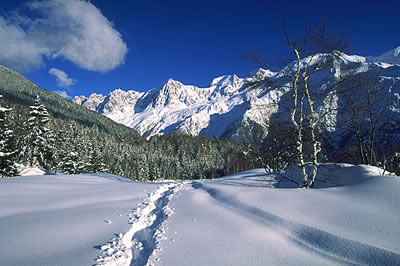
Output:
[[73, 48, 400, 144], [0, 65, 141, 139], [367, 47, 400, 65]]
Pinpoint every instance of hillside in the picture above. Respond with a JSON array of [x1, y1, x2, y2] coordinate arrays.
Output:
[[0, 65, 141, 139]]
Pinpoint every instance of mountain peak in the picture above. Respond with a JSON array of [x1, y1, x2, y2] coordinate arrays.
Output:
[[368, 46, 400, 65], [166, 78, 179, 84], [72, 93, 105, 111], [210, 74, 240, 87], [389, 46, 400, 56], [254, 68, 276, 80], [110, 88, 125, 94]]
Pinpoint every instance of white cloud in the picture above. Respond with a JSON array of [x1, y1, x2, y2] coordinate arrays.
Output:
[[53, 90, 71, 99], [49, 68, 76, 88], [0, 17, 44, 72], [0, 0, 128, 73]]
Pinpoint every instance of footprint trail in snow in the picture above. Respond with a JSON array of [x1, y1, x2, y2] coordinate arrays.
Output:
[[95, 182, 186, 266]]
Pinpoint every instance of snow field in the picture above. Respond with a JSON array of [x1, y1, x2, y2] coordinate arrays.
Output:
[[0, 174, 160, 266], [1, 165, 399, 265]]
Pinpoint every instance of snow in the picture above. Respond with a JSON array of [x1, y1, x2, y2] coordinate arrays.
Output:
[[1, 165, 399, 265], [72, 93, 106, 112], [16, 163, 46, 176], [96, 182, 185, 266], [156, 166, 400, 265], [0, 173, 161, 266]]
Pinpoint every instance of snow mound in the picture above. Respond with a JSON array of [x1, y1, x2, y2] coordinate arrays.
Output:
[[276, 164, 393, 188], [15, 163, 46, 176]]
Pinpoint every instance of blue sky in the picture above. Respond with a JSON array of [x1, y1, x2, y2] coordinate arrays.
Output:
[[0, 0, 399, 98]]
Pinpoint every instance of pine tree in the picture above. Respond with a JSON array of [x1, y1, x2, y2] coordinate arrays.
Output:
[[0, 96, 19, 177], [87, 142, 109, 173], [21, 96, 54, 169], [59, 150, 80, 174], [56, 122, 85, 174]]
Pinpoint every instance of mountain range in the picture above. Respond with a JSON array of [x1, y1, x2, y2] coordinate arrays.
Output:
[[73, 47, 400, 144]]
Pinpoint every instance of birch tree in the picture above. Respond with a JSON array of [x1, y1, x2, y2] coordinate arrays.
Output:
[[248, 21, 348, 187]]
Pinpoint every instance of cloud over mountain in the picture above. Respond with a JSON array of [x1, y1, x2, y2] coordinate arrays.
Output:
[[0, 0, 128, 73], [53, 90, 71, 99], [49, 68, 76, 88]]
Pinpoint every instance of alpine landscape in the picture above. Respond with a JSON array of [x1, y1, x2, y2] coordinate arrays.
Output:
[[0, 0, 399, 265]]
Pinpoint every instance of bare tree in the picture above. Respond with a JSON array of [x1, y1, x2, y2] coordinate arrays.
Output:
[[246, 20, 349, 187], [338, 74, 400, 172]]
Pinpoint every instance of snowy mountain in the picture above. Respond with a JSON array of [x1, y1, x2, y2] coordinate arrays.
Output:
[[367, 46, 400, 65], [73, 48, 400, 144], [72, 69, 282, 144]]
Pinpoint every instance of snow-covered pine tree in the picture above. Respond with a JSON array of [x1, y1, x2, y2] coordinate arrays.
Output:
[[56, 122, 85, 174], [0, 95, 19, 177], [87, 142, 109, 173], [21, 95, 54, 170], [59, 149, 80, 174]]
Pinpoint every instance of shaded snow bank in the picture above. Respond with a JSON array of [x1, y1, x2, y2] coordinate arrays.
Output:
[[276, 163, 395, 188]]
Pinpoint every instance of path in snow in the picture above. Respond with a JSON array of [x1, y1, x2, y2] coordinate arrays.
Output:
[[191, 182, 400, 265], [95, 182, 186, 266]]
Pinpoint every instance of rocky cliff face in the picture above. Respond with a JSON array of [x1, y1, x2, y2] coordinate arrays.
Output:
[[73, 47, 400, 144]]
